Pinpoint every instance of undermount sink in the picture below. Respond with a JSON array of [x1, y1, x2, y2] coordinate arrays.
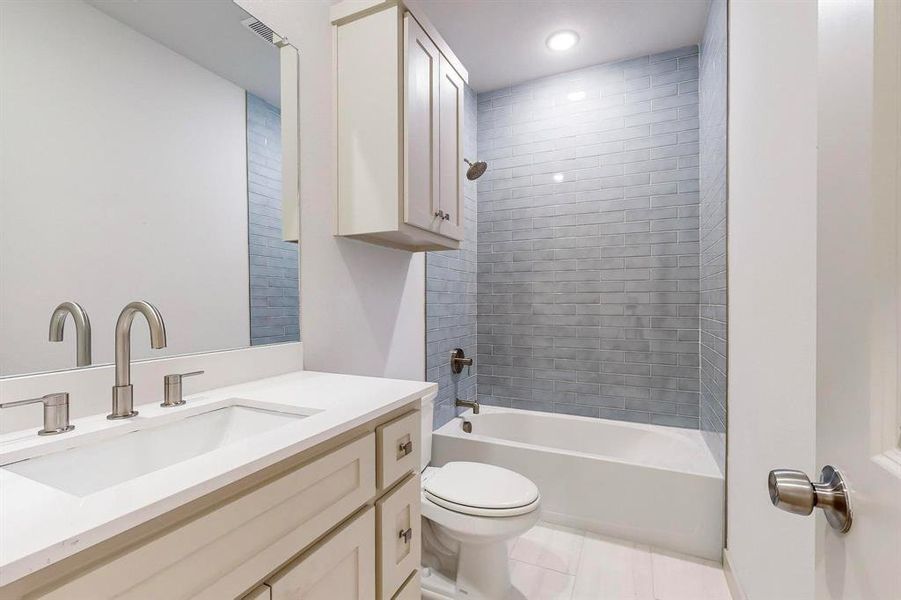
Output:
[[2, 404, 308, 497]]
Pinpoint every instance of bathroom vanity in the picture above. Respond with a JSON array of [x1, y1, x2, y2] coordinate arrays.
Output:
[[0, 2, 436, 597], [0, 372, 434, 600]]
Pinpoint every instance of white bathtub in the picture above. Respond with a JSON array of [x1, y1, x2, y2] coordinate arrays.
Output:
[[431, 406, 724, 560]]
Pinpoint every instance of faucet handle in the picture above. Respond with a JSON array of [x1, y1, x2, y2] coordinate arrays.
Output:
[[450, 348, 474, 375], [0, 392, 74, 436], [166, 370, 204, 381], [161, 371, 204, 407]]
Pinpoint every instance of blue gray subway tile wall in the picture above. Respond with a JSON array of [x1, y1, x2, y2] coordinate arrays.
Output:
[[427, 37, 725, 441], [426, 85, 479, 428], [246, 93, 300, 346], [699, 0, 728, 471], [476, 47, 702, 428]]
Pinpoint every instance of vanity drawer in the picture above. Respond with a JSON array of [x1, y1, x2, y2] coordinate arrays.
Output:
[[376, 473, 421, 600], [37, 433, 376, 600], [376, 410, 420, 490], [392, 570, 420, 600]]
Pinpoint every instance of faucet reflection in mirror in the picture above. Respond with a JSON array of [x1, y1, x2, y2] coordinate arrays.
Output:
[[108, 301, 167, 420], [47, 301, 92, 367]]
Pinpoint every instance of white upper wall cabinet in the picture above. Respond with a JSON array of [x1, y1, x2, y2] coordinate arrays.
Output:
[[332, 0, 468, 252]]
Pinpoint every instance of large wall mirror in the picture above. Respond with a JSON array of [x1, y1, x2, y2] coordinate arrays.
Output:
[[0, 0, 300, 377]]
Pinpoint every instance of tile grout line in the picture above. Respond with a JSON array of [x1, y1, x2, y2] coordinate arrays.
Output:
[[573, 528, 587, 590], [566, 527, 586, 600]]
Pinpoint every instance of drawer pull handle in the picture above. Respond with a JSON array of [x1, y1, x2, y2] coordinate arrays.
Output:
[[398, 440, 413, 457], [399, 528, 413, 544]]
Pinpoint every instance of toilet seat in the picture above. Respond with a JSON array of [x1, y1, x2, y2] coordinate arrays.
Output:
[[423, 462, 540, 517]]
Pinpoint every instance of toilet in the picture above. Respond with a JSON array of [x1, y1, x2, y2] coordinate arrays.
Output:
[[419, 394, 541, 600]]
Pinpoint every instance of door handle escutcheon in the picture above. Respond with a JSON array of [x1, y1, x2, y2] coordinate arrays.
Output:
[[768, 465, 852, 533]]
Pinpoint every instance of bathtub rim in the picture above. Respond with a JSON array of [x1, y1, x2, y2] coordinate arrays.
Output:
[[434, 405, 724, 480]]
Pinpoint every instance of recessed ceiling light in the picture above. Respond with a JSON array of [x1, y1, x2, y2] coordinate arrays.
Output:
[[553, 173, 565, 183], [546, 30, 579, 52], [567, 90, 586, 102]]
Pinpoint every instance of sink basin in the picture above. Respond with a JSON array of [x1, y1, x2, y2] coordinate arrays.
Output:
[[2, 405, 307, 496]]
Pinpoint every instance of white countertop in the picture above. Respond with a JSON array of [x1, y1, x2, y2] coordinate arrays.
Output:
[[0, 370, 436, 587]]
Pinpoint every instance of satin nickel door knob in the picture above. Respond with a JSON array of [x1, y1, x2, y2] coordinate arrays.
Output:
[[768, 465, 852, 533]]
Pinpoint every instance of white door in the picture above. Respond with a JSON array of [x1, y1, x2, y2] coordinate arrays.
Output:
[[403, 13, 440, 233], [268, 508, 375, 600], [813, 1, 901, 598]]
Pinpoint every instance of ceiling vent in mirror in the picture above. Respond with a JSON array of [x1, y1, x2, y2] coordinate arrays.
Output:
[[241, 17, 283, 46]]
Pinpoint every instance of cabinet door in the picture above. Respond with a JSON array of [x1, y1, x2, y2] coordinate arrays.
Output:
[[242, 584, 271, 600], [376, 474, 421, 600], [269, 508, 375, 600], [392, 571, 420, 600], [403, 14, 440, 233], [437, 53, 464, 241]]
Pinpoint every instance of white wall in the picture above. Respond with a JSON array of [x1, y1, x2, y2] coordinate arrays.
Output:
[[727, 1, 818, 599], [237, 0, 426, 382], [0, 0, 250, 376]]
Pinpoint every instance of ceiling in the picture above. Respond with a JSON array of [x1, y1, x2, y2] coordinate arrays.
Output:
[[86, 0, 280, 106], [406, 0, 711, 92]]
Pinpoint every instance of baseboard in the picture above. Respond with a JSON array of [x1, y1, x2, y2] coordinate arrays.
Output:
[[723, 548, 748, 600]]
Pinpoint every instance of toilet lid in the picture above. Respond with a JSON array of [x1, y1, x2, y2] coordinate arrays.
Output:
[[423, 462, 539, 513]]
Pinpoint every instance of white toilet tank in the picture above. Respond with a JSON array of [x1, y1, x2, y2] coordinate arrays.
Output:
[[420, 392, 436, 471]]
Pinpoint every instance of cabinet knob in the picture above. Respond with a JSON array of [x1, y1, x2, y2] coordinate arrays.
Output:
[[434, 210, 450, 221], [398, 440, 413, 457], [398, 527, 413, 544]]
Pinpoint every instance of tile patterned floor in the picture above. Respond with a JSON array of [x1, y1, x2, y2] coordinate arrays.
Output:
[[506, 522, 732, 600]]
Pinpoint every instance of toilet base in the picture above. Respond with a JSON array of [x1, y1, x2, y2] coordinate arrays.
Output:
[[455, 541, 512, 599], [420, 567, 456, 599]]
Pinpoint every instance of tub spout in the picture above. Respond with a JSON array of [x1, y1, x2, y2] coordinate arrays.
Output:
[[455, 398, 479, 415]]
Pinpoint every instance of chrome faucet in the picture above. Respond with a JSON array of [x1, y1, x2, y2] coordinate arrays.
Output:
[[108, 301, 167, 420], [48, 301, 92, 367], [455, 398, 480, 415]]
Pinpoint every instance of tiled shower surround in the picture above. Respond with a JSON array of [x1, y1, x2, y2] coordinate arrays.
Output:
[[699, 0, 728, 470], [246, 93, 300, 346], [426, 86, 478, 427], [476, 48, 702, 427]]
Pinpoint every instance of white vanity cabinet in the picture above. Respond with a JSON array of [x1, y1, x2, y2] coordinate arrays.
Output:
[[3, 406, 423, 600], [332, 0, 468, 252]]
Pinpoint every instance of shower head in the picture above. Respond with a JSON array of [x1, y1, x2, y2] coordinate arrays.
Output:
[[464, 158, 488, 180]]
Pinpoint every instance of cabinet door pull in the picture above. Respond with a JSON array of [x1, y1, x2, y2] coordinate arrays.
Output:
[[398, 440, 413, 457], [399, 527, 413, 544]]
